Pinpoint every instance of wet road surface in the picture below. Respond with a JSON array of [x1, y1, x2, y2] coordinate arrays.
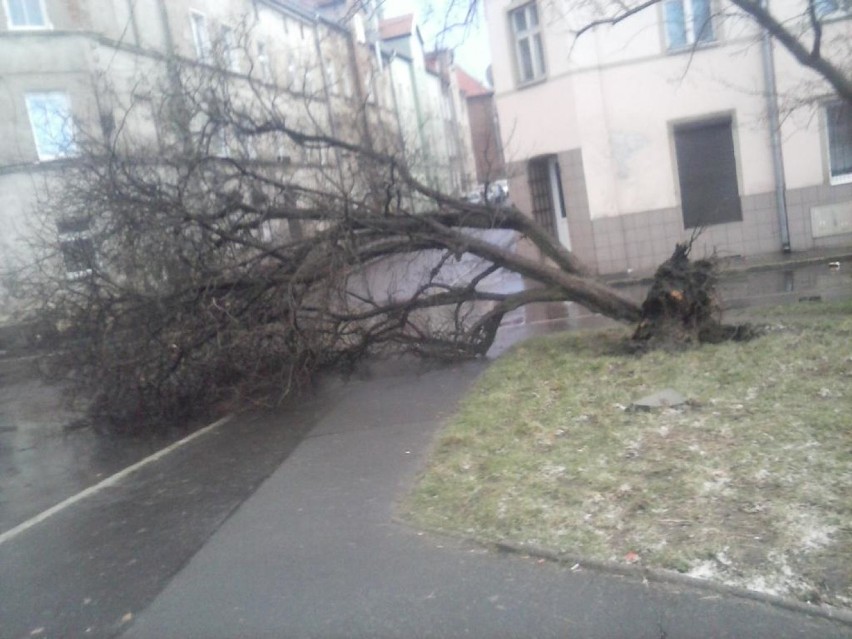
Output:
[[0, 406, 313, 638]]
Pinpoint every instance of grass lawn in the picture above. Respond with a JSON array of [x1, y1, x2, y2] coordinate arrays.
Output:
[[402, 300, 852, 608]]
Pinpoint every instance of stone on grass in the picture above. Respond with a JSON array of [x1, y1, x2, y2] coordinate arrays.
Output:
[[629, 389, 687, 412]]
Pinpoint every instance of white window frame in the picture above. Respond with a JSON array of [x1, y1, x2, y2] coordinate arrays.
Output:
[[509, 2, 546, 85], [190, 10, 211, 61], [256, 41, 272, 82], [825, 99, 852, 185], [25, 91, 76, 161], [343, 71, 353, 98], [56, 219, 95, 280], [220, 25, 239, 72], [327, 63, 338, 95], [663, 0, 716, 51], [814, 0, 852, 20], [4, 0, 51, 30], [216, 127, 231, 158]]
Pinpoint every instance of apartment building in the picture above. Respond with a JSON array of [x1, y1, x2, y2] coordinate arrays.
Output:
[[485, 0, 852, 275], [380, 15, 476, 195], [455, 67, 506, 185], [0, 0, 476, 320]]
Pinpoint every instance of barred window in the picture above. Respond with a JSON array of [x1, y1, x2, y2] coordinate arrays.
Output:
[[826, 100, 852, 184]]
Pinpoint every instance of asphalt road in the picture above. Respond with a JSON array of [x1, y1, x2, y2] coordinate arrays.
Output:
[[0, 405, 314, 639]]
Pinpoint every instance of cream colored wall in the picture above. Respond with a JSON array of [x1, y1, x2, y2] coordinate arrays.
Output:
[[488, 0, 821, 220], [0, 34, 96, 165], [493, 76, 581, 168], [769, 0, 852, 189], [576, 47, 776, 217]]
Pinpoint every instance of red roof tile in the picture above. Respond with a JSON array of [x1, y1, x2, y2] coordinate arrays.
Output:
[[379, 14, 414, 40], [455, 67, 492, 98]]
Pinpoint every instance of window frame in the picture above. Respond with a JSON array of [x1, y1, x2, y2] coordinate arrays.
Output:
[[508, 2, 546, 86], [256, 41, 272, 82], [56, 217, 95, 280], [4, 0, 51, 30], [824, 99, 852, 185], [672, 115, 743, 229], [814, 0, 852, 21], [662, 0, 716, 52], [190, 10, 211, 62], [219, 24, 239, 72], [25, 91, 77, 161]]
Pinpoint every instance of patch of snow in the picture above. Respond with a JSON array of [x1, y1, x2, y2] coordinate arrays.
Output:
[[753, 468, 770, 482], [701, 475, 730, 494], [540, 463, 566, 480], [715, 549, 732, 567], [796, 522, 835, 551], [687, 560, 720, 581]]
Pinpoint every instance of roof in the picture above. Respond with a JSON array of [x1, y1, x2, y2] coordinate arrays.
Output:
[[379, 14, 414, 40], [291, 0, 341, 9], [455, 67, 492, 98]]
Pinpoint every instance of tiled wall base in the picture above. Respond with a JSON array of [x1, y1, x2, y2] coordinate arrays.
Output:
[[591, 182, 852, 275]]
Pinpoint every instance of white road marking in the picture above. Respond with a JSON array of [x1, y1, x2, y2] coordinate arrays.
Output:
[[0, 414, 233, 546]]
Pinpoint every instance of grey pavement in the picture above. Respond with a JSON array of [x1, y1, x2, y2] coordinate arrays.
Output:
[[116, 359, 850, 639], [0, 405, 313, 639]]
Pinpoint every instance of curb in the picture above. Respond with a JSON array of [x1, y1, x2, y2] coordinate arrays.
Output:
[[494, 540, 852, 628]]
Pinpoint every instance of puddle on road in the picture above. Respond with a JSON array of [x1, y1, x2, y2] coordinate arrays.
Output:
[[612, 259, 852, 309], [0, 360, 189, 534]]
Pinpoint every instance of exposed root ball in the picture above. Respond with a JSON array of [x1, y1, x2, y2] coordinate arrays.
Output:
[[632, 241, 758, 348]]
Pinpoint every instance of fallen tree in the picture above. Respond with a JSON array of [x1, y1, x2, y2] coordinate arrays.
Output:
[[11, 54, 736, 430]]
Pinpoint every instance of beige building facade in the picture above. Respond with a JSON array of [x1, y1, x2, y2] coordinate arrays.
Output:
[[0, 0, 476, 322], [485, 0, 852, 274]]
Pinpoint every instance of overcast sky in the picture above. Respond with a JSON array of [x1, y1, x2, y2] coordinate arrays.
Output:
[[381, 0, 493, 84]]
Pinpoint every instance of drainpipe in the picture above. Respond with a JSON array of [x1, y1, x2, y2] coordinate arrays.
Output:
[[125, 0, 141, 46], [387, 51, 419, 213], [407, 63, 433, 188], [344, 27, 375, 151], [312, 18, 347, 188], [155, 0, 192, 152], [760, 0, 791, 252]]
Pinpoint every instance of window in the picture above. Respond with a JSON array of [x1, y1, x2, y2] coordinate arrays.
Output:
[[25, 92, 76, 161], [528, 157, 559, 238], [256, 41, 271, 81], [509, 2, 546, 84], [826, 100, 852, 184], [56, 217, 95, 279], [663, 0, 714, 50], [220, 25, 239, 72], [215, 127, 231, 158], [5, 0, 49, 28], [327, 64, 338, 94], [814, 0, 851, 19], [674, 117, 742, 228], [190, 11, 211, 61]]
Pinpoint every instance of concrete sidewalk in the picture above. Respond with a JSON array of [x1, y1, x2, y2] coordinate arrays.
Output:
[[121, 360, 850, 639]]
